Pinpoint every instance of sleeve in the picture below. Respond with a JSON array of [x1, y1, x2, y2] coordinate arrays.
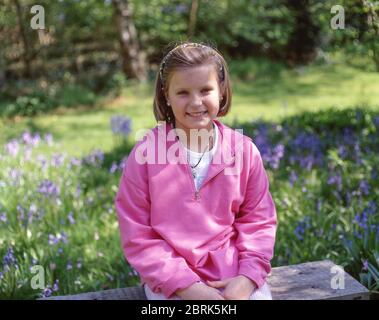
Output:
[[234, 141, 277, 288], [115, 147, 201, 298]]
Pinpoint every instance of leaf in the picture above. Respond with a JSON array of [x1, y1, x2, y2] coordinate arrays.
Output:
[[367, 262, 379, 284]]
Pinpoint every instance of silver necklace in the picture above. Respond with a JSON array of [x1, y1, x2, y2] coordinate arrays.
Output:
[[187, 140, 211, 179], [174, 126, 214, 179]]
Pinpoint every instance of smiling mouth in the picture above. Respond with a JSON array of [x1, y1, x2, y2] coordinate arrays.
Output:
[[187, 111, 208, 117]]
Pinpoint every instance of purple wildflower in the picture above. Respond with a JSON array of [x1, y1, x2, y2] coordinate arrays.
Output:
[[37, 154, 48, 170], [42, 287, 53, 298], [289, 171, 298, 186], [327, 172, 343, 191], [69, 157, 82, 167], [110, 115, 132, 137], [2, 247, 18, 270], [37, 179, 60, 197], [44, 133, 53, 146], [359, 180, 370, 196], [51, 153, 65, 167], [53, 279, 59, 292], [21, 131, 41, 147], [362, 259, 368, 271], [5, 139, 20, 157], [373, 115, 379, 128], [68, 212, 75, 225], [0, 212, 7, 223], [9, 168, 22, 186], [110, 162, 118, 173], [48, 232, 68, 246], [84, 150, 104, 167], [294, 216, 311, 241]]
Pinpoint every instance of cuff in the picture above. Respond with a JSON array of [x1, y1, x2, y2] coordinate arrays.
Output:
[[238, 260, 271, 289], [160, 271, 201, 298]]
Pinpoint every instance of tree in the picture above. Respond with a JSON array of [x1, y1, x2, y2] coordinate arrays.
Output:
[[13, 0, 32, 77], [284, 0, 321, 64], [188, 0, 199, 39], [112, 0, 147, 81]]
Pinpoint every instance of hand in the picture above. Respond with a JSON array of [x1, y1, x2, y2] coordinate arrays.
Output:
[[207, 275, 256, 300], [176, 282, 225, 300]]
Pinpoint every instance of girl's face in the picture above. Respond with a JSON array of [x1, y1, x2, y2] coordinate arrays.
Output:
[[166, 64, 223, 135]]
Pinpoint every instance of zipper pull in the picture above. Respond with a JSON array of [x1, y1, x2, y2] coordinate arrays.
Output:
[[195, 191, 200, 200]]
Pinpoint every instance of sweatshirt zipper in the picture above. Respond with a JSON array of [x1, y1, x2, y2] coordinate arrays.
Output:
[[185, 161, 233, 201]]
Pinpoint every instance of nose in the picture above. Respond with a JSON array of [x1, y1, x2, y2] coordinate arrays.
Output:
[[189, 93, 203, 108]]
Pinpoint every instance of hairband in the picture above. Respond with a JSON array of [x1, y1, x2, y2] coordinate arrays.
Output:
[[159, 43, 224, 81]]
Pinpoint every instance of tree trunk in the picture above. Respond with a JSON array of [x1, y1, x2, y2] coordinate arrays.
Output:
[[284, 0, 320, 65], [13, 0, 32, 77], [188, 0, 199, 39], [0, 50, 5, 89], [112, 0, 147, 81]]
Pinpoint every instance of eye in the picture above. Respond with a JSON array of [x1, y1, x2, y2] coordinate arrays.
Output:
[[201, 87, 212, 94], [177, 90, 188, 95]]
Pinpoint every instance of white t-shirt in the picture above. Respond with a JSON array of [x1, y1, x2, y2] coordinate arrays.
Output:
[[183, 122, 219, 191]]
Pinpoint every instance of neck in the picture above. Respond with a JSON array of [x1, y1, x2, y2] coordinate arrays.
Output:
[[174, 124, 215, 153]]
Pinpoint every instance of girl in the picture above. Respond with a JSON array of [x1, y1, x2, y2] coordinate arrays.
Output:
[[115, 42, 277, 300]]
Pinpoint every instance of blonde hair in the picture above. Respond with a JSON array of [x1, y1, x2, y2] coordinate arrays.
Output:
[[153, 42, 232, 126]]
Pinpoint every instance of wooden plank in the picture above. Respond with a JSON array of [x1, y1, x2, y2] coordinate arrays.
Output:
[[267, 260, 369, 300], [39, 260, 369, 300]]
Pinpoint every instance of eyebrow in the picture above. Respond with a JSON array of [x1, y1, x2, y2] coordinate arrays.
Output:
[[174, 84, 215, 91]]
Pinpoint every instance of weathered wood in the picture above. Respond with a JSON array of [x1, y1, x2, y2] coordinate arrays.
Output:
[[267, 260, 369, 300], [39, 260, 369, 300]]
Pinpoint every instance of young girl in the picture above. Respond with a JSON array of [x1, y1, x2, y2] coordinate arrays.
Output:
[[115, 42, 277, 300]]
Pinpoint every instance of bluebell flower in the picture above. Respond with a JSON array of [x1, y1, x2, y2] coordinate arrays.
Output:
[[373, 115, 379, 128], [294, 216, 311, 241], [0, 212, 7, 223], [51, 154, 65, 167], [359, 180, 370, 196], [327, 172, 342, 191], [5, 139, 20, 157], [37, 179, 60, 197], [84, 149, 104, 167], [69, 157, 82, 167], [362, 259, 368, 271], [110, 162, 118, 173], [68, 212, 75, 225], [110, 115, 132, 137], [289, 171, 298, 186], [53, 279, 59, 292], [44, 133, 53, 146], [2, 247, 18, 271], [42, 287, 53, 298]]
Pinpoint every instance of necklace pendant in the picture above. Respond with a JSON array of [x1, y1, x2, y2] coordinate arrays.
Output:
[[191, 169, 197, 179]]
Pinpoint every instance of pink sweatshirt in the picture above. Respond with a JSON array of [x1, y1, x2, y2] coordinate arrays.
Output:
[[115, 119, 277, 298]]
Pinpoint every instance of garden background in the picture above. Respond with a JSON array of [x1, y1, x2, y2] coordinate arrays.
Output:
[[0, 0, 378, 299]]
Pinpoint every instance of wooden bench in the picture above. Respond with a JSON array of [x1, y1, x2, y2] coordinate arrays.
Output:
[[39, 260, 369, 300]]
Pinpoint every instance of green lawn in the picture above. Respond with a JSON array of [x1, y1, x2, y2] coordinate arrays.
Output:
[[1, 61, 378, 156]]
